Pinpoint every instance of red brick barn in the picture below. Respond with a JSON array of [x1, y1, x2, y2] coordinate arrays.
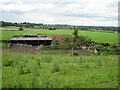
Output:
[[52, 35, 72, 42], [52, 35, 72, 49]]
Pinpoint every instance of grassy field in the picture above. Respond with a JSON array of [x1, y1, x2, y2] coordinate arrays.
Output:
[[2, 30, 118, 43], [1, 26, 47, 30], [2, 50, 118, 88], [2, 26, 20, 29], [1, 27, 119, 88]]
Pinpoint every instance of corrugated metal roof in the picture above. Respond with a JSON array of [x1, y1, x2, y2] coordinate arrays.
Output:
[[10, 37, 52, 41], [23, 35, 38, 37]]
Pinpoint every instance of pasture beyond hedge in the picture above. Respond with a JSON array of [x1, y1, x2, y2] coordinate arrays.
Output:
[[2, 50, 118, 88], [2, 30, 119, 43]]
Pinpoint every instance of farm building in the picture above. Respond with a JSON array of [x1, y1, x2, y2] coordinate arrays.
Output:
[[52, 35, 72, 41], [116, 43, 120, 50], [10, 35, 52, 47]]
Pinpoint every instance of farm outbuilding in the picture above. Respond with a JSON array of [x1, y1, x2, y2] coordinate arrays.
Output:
[[116, 44, 120, 50], [10, 35, 52, 47], [52, 35, 72, 41]]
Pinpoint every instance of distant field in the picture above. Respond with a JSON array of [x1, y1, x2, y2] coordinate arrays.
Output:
[[2, 29, 118, 43], [2, 50, 118, 88], [1, 26, 47, 31], [1, 26, 46, 29], [2, 26, 20, 29]]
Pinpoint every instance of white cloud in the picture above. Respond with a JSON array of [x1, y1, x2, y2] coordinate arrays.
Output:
[[0, 2, 55, 12], [22, 13, 55, 23], [0, 0, 119, 26]]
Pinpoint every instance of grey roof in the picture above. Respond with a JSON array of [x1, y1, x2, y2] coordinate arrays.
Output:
[[10, 37, 52, 41], [23, 34, 38, 37]]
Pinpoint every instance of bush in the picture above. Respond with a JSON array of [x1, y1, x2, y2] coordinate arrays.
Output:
[[73, 52, 79, 55], [48, 27, 56, 30], [95, 45, 104, 51], [52, 39, 59, 46], [61, 37, 72, 50], [3, 57, 13, 66], [42, 46, 57, 50], [2, 43, 8, 48], [19, 27, 23, 31], [110, 44, 117, 48], [96, 47, 100, 51], [18, 63, 31, 75], [49, 46, 57, 50], [36, 59, 41, 68], [52, 64, 60, 73], [12, 35, 23, 37], [41, 56, 52, 63], [101, 43, 110, 46], [41, 46, 64, 50]]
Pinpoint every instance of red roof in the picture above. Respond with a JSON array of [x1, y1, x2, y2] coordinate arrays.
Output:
[[116, 44, 120, 50], [52, 35, 72, 41], [57, 46, 64, 49], [89, 47, 95, 48]]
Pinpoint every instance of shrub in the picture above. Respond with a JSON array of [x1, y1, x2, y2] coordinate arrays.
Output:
[[50, 46, 58, 50], [2, 43, 8, 48], [18, 63, 31, 75], [48, 27, 56, 30], [96, 47, 100, 51], [52, 39, 59, 46], [36, 59, 41, 68], [110, 44, 117, 48], [73, 52, 79, 55], [41, 56, 52, 63], [52, 64, 60, 73], [19, 27, 23, 31], [89, 47, 95, 50], [3, 57, 13, 66], [101, 43, 110, 46], [61, 37, 72, 50], [41, 46, 59, 50], [12, 35, 23, 37]]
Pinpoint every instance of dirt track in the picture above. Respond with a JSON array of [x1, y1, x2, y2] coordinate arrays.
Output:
[[3, 46, 92, 55]]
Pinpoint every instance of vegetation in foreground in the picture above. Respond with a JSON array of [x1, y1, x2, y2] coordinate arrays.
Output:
[[2, 50, 118, 88]]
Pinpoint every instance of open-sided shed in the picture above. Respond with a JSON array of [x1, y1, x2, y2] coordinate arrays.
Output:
[[10, 35, 52, 47]]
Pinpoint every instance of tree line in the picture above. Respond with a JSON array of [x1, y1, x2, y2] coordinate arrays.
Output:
[[0, 21, 118, 31]]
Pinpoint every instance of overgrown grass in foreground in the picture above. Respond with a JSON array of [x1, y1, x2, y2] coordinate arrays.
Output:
[[2, 50, 118, 88]]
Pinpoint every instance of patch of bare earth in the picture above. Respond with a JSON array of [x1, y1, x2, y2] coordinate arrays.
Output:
[[3, 46, 92, 55]]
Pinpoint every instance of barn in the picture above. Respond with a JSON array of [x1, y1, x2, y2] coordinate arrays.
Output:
[[52, 35, 72, 41], [10, 35, 52, 47]]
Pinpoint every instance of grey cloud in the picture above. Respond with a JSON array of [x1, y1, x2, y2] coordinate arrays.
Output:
[[0, 0, 118, 26]]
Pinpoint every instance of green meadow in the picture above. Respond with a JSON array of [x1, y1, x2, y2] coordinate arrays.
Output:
[[2, 30, 118, 43], [2, 50, 118, 88], [1, 28, 119, 88]]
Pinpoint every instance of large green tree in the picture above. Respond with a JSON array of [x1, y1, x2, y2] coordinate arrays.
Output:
[[61, 29, 92, 51], [72, 29, 79, 48], [72, 29, 92, 49]]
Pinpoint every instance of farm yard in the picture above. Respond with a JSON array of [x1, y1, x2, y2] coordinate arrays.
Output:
[[3, 46, 92, 55]]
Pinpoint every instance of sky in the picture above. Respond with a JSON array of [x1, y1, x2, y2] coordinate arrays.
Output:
[[0, 0, 119, 26]]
